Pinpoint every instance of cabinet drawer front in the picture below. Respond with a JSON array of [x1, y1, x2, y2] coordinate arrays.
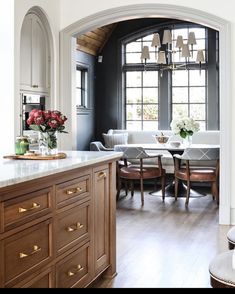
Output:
[[56, 202, 90, 255], [56, 175, 90, 207], [14, 267, 54, 288], [4, 187, 52, 230], [4, 219, 52, 283], [56, 243, 90, 288]]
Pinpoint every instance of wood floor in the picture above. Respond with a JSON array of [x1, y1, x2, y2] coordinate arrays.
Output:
[[92, 187, 231, 288]]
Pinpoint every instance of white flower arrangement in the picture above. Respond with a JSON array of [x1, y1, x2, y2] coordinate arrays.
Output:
[[170, 117, 200, 139]]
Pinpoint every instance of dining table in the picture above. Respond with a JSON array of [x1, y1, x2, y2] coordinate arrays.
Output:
[[121, 143, 220, 198]]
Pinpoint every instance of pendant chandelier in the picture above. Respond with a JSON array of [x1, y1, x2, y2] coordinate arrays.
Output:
[[140, 29, 205, 72]]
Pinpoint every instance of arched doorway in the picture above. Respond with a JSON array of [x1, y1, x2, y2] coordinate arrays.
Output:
[[60, 3, 231, 224]]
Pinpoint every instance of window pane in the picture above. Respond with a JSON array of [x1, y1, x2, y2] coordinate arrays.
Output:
[[143, 105, 158, 120], [172, 88, 188, 103], [143, 71, 158, 87], [126, 121, 142, 130], [190, 87, 205, 103], [172, 70, 188, 86], [190, 70, 205, 86], [143, 121, 158, 131], [143, 35, 153, 41], [126, 42, 141, 52], [172, 104, 188, 119], [193, 40, 206, 51], [143, 88, 158, 103], [126, 72, 141, 87], [76, 89, 82, 106], [189, 28, 205, 39], [76, 70, 81, 87], [173, 28, 188, 39], [198, 121, 206, 131], [126, 104, 142, 120], [190, 104, 205, 120], [126, 88, 142, 103], [126, 53, 142, 64]]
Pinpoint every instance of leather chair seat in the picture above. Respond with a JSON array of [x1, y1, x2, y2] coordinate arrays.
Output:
[[120, 166, 162, 180], [175, 168, 216, 182]]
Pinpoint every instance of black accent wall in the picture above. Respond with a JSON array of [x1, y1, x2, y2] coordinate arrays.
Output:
[[76, 50, 96, 150]]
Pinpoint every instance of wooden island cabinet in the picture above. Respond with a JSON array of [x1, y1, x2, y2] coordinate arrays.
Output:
[[0, 151, 121, 288]]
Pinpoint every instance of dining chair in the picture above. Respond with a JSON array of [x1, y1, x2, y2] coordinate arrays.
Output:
[[174, 147, 220, 206], [90, 141, 113, 151], [114, 145, 166, 205]]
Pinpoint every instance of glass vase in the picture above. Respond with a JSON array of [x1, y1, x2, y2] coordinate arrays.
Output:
[[38, 131, 58, 156], [183, 135, 192, 147]]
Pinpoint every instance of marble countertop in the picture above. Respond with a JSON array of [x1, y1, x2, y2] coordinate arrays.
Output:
[[0, 151, 122, 188]]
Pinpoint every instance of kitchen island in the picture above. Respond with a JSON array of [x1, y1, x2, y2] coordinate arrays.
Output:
[[0, 151, 122, 288]]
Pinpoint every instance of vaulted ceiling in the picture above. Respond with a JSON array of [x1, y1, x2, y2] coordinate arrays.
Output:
[[76, 23, 117, 56]]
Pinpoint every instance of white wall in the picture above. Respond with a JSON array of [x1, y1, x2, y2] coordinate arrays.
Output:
[[0, 0, 14, 156], [60, 0, 235, 28], [14, 0, 61, 135]]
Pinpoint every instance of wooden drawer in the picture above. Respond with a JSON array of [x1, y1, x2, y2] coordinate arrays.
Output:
[[56, 175, 90, 207], [56, 202, 90, 255], [3, 187, 53, 231], [56, 242, 90, 288], [13, 267, 54, 288], [4, 219, 53, 285]]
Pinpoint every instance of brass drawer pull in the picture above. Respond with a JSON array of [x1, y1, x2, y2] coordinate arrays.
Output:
[[67, 222, 84, 232], [66, 187, 83, 195], [32, 84, 39, 88], [18, 202, 41, 213], [67, 264, 84, 277], [98, 172, 107, 179], [19, 245, 42, 259]]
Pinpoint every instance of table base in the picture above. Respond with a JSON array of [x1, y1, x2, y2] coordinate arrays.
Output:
[[149, 181, 207, 198]]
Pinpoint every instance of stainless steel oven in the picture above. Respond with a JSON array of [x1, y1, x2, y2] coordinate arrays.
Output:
[[21, 93, 45, 131]]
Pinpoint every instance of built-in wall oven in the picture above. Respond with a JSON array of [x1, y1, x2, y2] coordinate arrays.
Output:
[[21, 93, 45, 131]]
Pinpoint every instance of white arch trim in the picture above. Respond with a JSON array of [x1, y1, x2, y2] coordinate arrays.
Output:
[[24, 6, 56, 108], [60, 3, 231, 224]]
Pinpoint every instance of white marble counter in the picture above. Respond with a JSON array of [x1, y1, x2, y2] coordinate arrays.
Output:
[[0, 151, 122, 188]]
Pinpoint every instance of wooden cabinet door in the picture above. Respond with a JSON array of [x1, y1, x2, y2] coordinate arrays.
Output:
[[20, 14, 33, 91], [20, 13, 49, 94], [31, 14, 49, 93], [93, 165, 110, 275]]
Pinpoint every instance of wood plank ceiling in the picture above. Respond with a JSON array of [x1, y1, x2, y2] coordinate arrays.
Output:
[[77, 23, 117, 56]]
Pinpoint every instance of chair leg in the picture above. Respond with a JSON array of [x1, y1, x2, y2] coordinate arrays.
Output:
[[130, 181, 135, 197], [185, 180, 191, 207], [175, 177, 179, 201], [212, 181, 219, 205], [125, 180, 129, 196], [116, 176, 121, 201], [140, 178, 144, 206], [161, 175, 165, 202]]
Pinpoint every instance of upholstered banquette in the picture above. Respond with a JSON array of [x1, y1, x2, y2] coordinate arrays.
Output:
[[106, 129, 220, 173]]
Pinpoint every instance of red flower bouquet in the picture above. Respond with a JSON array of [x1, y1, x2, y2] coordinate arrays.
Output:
[[27, 109, 68, 154]]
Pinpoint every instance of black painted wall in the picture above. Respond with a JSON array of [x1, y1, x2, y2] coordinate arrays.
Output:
[[95, 18, 171, 141], [76, 50, 96, 150]]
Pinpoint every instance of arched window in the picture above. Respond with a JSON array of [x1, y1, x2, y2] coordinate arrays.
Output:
[[122, 24, 219, 131]]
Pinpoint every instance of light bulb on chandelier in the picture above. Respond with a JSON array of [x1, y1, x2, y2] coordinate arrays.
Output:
[[140, 29, 205, 76]]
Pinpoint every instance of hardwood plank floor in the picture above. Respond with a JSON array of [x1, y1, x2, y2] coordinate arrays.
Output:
[[92, 187, 231, 288]]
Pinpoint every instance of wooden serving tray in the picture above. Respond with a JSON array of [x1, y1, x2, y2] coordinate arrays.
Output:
[[3, 152, 67, 160]]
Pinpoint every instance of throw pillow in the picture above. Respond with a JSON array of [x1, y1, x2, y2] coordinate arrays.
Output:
[[102, 133, 128, 148]]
